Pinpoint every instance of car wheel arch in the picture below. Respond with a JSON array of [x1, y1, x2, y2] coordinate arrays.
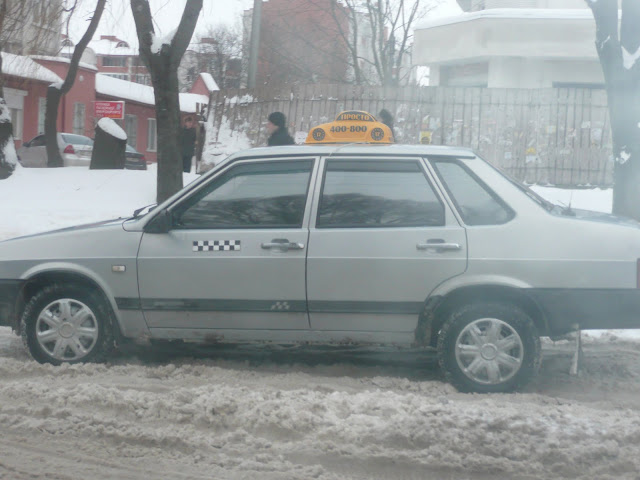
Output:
[[416, 284, 549, 348], [16, 270, 123, 339]]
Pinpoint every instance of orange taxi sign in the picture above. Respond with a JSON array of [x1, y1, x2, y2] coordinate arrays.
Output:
[[305, 110, 394, 144]]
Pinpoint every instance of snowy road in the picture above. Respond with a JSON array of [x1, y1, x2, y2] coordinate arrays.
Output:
[[2, 327, 640, 480]]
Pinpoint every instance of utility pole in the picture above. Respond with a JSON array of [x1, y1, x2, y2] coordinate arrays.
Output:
[[247, 0, 262, 89]]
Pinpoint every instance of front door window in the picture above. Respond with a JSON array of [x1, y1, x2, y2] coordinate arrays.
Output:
[[174, 160, 314, 229]]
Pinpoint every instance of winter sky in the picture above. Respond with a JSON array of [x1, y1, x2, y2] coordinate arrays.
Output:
[[68, 0, 462, 47]]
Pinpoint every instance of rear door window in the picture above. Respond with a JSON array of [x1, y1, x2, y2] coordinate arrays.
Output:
[[317, 160, 445, 228], [431, 159, 514, 226]]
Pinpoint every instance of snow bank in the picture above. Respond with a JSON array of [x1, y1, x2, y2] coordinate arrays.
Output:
[[1, 325, 640, 479], [97, 117, 127, 140], [531, 185, 612, 213], [0, 165, 198, 241]]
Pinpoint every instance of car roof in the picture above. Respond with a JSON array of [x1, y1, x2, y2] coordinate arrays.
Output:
[[231, 143, 476, 159]]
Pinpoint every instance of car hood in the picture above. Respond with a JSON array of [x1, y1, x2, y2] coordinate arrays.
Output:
[[559, 208, 640, 228], [1, 218, 127, 243]]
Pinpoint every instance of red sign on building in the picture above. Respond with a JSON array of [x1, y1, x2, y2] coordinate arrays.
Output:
[[94, 101, 125, 119]]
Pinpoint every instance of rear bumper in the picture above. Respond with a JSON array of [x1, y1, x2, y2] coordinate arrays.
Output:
[[529, 288, 640, 334], [0, 279, 24, 328]]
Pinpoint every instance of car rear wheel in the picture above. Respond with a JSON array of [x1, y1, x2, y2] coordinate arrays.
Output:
[[437, 302, 541, 393], [21, 283, 114, 365]]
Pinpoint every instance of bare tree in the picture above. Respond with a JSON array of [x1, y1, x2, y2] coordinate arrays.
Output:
[[586, 0, 640, 220], [329, 0, 445, 86], [45, 0, 106, 168], [131, 0, 202, 203], [193, 24, 242, 89]]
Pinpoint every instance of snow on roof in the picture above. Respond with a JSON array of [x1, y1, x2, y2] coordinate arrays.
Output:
[[416, 8, 595, 30], [180, 93, 210, 113], [96, 74, 155, 105], [88, 38, 138, 56], [30, 55, 98, 72], [1, 52, 62, 84], [199, 73, 219, 92], [96, 74, 209, 113]]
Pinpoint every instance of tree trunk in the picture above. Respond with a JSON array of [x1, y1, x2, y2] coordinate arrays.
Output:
[[45, 85, 63, 167], [608, 73, 640, 219], [151, 57, 183, 202], [588, 0, 640, 219], [90, 121, 126, 170]]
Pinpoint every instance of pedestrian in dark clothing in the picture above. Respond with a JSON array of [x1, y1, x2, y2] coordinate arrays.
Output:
[[378, 109, 396, 141], [180, 116, 197, 173], [266, 111, 295, 146]]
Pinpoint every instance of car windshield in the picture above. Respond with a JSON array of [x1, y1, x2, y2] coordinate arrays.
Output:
[[125, 144, 136, 153], [61, 134, 93, 146]]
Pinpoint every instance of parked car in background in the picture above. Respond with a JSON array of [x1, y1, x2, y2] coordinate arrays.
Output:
[[124, 144, 148, 170], [17, 134, 93, 168]]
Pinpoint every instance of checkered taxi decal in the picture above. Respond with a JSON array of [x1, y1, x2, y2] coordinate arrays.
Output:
[[193, 240, 241, 252]]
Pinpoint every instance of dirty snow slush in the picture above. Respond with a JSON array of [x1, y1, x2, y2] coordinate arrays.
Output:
[[1, 327, 640, 480]]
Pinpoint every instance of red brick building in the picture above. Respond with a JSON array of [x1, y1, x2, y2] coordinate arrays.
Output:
[[244, 0, 350, 85], [4, 53, 215, 163]]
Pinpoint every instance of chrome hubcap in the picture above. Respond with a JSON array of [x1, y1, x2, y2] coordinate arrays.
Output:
[[35, 298, 99, 361], [455, 318, 524, 385]]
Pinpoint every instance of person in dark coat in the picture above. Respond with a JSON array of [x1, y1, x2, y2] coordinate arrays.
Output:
[[180, 116, 197, 173], [378, 109, 396, 141], [266, 112, 295, 146]]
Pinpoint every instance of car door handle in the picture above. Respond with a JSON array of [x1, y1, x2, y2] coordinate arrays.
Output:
[[417, 239, 462, 252], [261, 239, 305, 251]]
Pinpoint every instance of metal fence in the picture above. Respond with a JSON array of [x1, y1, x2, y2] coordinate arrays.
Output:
[[207, 84, 613, 186]]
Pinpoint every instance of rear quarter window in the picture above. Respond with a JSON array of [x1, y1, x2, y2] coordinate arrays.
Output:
[[431, 159, 514, 226]]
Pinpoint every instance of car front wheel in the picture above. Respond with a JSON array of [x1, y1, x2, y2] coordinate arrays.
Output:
[[21, 283, 114, 364], [437, 302, 541, 393]]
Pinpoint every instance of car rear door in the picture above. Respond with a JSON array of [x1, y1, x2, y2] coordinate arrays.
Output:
[[136, 157, 318, 335], [306, 157, 467, 335]]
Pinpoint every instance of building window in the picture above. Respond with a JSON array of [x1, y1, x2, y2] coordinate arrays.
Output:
[[9, 108, 23, 140], [147, 118, 157, 151], [38, 97, 46, 134], [134, 74, 151, 85], [104, 73, 129, 81], [125, 114, 137, 148], [102, 56, 128, 67], [73, 103, 86, 135]]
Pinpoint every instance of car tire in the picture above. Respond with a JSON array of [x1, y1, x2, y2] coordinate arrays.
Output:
[[21, 283, 115, 365], [437, 302, 541, 393]]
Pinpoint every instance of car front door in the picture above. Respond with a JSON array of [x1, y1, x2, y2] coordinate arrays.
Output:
[[136, 158, 318, 335], [306, 157, 467, 337]]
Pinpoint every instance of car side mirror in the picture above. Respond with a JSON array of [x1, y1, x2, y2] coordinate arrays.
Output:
[[144, 209, 172, 234]]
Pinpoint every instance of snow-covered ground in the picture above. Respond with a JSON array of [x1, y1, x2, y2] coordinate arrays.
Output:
[[2, 166, 640, 479]]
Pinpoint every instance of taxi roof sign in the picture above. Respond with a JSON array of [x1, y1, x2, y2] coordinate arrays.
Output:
[[305, 110, 394, 145]]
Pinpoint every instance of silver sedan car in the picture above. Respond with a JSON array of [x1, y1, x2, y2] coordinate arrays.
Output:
[[17, 133, 93, 167], [2, 143, 640, 393]]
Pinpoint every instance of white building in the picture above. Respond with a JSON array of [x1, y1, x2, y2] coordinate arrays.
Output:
[[413, 0, 605, 88], [0, 0, 62, 56]]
